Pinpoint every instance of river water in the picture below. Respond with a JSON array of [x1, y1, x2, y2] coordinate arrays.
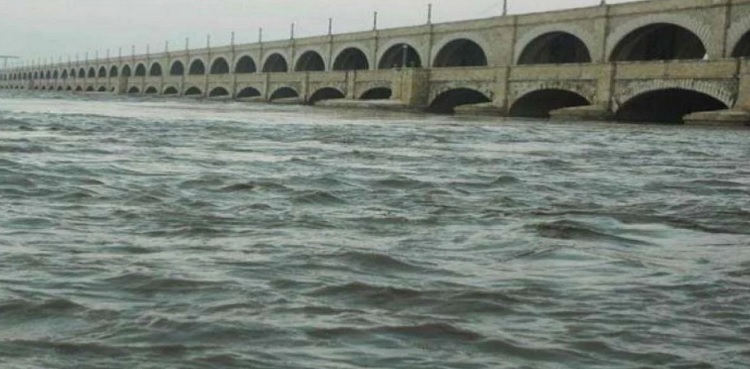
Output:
[[0, 91, 748, 369]]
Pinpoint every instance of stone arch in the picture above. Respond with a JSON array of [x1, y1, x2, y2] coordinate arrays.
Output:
[[57, 86, 64, 91], [66, 86, 72, 91], [97, 86, 107, 92], [98, 66, 107, 78], [61, 70, 69, 79], [189, 59, 206, 75], [45, 71, 51, 79], [87, 67, 96, 78], [184, 86, 203, 96], [428, 87, 492, 114], [432, 35, 489, 67], [510, 89, 590, 118], [53, 70, 59, 79], [270, 86, 299, 100], [360, 87, 392, 100], [728, 17, 750, 58], [85, 86, 94, 92], [515, 24, 594, 64], [127, 86, 140, 94], [378, 41, 423, 69], [615, 80, 735, 111], [309, 87, 345, 104], [169, 60, 185, 76], [333, 47, 370, 71], [262, 52, 289, 73], [134, 63, 147, 77], [236, 86, 262, 98], [615, 88, 728, 123], [149, 62, 163, 76], [209, 86, 231, 97], [109, 65, 119, 77], [121, 65, 132, 77], [163, 86, 179, 95], [210, 56, 230, 74], [74, 85, 83, 91], [78, 68, 86, 78], [234, 55, 257, 73], [144, 86, 158, 94], [295, 50, 326, 72], [607, 14, 711, 61]]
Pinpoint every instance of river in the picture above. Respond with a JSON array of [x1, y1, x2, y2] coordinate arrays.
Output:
[[0, 91, 749, 368]]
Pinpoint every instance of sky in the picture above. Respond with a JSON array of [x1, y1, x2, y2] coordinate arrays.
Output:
[[1, 0, 638, 67]]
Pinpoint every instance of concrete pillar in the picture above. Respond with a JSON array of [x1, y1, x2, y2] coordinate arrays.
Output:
[[397, 68, 431, 108], [734, 59, 750, 109]]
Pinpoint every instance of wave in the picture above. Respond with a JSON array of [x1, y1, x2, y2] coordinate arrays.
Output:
[[308, 322, 483, 341]]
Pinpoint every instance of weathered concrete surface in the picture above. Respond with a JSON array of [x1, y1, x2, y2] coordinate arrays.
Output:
[[684, 110, 750, 126], [454, 103, 504, 117], [550, 105, 613, 121], [315, 99, 410, 111]]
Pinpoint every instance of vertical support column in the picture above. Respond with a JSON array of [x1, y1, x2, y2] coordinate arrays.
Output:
[[230, 32, 237, 98], [397, 68, 431, 108], [734, 59, 750, 109], [205, 34, 211, 98], [346, 71, 357, 99]]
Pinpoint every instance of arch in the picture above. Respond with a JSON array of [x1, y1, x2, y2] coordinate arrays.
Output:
[[184, 86, 203, 96], [127, 86, 140, 94], [235, 55, 257, 73], [188, 59, 206, 75], [98, 66, 107, 78], [78, 68, 86, 78], [121, 65, 132, 77], [616, 88, 727, 123], [61, 70, 68, 79], [32, 71, 39, 79], [169, 60, 185, 76], [66, 86, 72, 91], [609, 19, 708, 61], [517, 32, 592, 64], [210, 57, 230, 74], [433, 38, 488, 67], [67, 69, 74, 79], [510, 89, 590, 118], [378, 43, 422, 69], [309, 87, 345, 104], [144, 86, 158, 94], [270, 87, 299, 100], [88, 67, 96, 78], [163, 86, 179, 95], [53, 70, 59, 79], [134, 63, 147, 77], [360, 87, 392, 100], [428, 88, 492, 114], [262, 53, 289, 73], [295, 50, 326, 72], [731, 30, 750, 58], [109, 65, 119, 77], [57, 86, 64, 91], [237, 87, 261, 98], [86, 86, 94, 92], [149, 62, 163, 77], [333, 47, 370, 71], [208, 86, 230, 98], [97, 86, 106, 92], [75, 86, 83, 91], [45, 71, 51, 79]]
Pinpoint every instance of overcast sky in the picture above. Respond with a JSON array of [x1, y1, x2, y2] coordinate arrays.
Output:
[[2, 0, 638, 66]]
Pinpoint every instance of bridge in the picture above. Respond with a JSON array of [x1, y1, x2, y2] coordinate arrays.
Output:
[[3, 0, 750, 124]]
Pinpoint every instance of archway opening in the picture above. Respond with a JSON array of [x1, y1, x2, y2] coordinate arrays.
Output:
[[163, 86, 179, 95], [235, 56, 257, 73], [150, 63, 163, 76], [98, 86, 106, 92], [98, 67, 107, 78], [86, 86, 94, 92], [66, 86, 72, 91], [110, 66, 119, 78], [53, 71, 59, 79], [127, 86, 140, 94], [46, 71, 52, 79], [122, 65, 132, 77], [77, 69, 85, 78], [309, 87, 345, 104], [270, 87, 298, 100], [209, 87, 230, 97], [360, 87, 392, 100], [210, 58, 230, 74], [237, 87, 261, 98], [170, 61, 185, 76], [61, 70, 68, 79], [731, 31, 750, 58], [87, 68, 95, 78], [428, 88, 492, 114], [333, 48, 369, 71], [263, 54, 289, 73], [518, 32, 591, 64], [434, 39, 488, 67], [189, 60, 206, 75], [145, 86, 158, 94], [610, 23, 706, 61], [135, 64, 146, 77], [75, 86, 83, 91], [510, 89, 590, 118], [615, 88, 728, 124], [57, 86, 63, 91], [295, 51, 326, 72], [184, 87, 203, 96], [378, 44, 422, 69]]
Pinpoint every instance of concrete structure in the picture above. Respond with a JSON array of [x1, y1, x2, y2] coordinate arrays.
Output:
[[4, 0, 750, 124]]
